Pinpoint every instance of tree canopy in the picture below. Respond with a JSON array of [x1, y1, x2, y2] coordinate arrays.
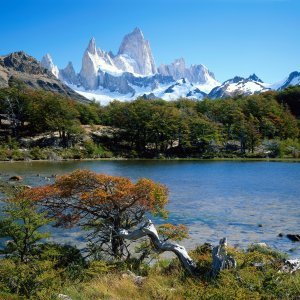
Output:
[[24, 169, 169, 260], [0, 85, 299, 158]]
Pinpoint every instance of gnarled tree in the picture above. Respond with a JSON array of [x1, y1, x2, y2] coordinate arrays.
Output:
[[24, 169, 169, 260]]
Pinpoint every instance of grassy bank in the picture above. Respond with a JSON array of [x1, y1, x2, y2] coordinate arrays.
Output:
[[60, 245, 300, 300], [1, 244, 298, 300]]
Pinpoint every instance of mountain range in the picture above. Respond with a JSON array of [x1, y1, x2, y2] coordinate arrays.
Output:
[[1, 28, 299, 104], [39, 27, 299, 104], [38, 28, 223, 104]]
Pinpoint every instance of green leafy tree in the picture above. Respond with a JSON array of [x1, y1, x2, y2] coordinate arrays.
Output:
[[0, 196, 62, 299], [0, 198, 50, 262], [0, 82, 29, 137], [0, 258, 60, 299], [189, 116, 219, 150], [277, 85, 300, 117], [27, 91, 83, 147], [147, 104, 180, 154], [75, 101, 101, 125]]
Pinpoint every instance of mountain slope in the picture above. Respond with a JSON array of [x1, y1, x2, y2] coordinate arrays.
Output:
[[208, 74, 270, 99], [275, 71, 300, 90], [0, 51, 88, 102], [155, 78, 207, 100]]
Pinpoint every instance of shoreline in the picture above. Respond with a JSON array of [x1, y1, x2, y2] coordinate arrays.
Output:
[[0, 157, 300, 163]]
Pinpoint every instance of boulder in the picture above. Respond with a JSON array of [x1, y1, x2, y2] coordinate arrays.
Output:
[[252, 242, 268, 248], [57, 294, 72, 300], [122, 270, 146, 286], [280, 259, 300, 273], [9, 175, 23, 181], [287, 234, 300, 242]]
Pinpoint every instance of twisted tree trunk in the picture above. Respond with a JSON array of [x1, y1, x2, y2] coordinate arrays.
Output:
[[211, 237, 237, 277], [118, 219, 236, 277]]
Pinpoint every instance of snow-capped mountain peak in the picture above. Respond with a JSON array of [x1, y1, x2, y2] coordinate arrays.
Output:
[[153, 77, 207, 101], [79, 37, 125, 89], [59, 61, 79, 85], [209, 74, 269, 99], [248, 73, 263, 83], [43, 28, 222, 100], [158, 58, 219, 89], [78, 28, 158, 90], [224, 76, 244, 85], [277, 71, 300, 90], [87, 37, 97, 55], [118, 27, 156, 75], [40, 53, 59, 78], [132, 27, 144, 38]]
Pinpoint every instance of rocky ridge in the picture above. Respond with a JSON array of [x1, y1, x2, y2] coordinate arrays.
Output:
[[0, 51, 88, 103], [158, 58, 217, 85], [208, 74, 270, 99]]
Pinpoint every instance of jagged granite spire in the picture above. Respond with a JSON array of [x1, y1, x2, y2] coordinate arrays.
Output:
[[87, 37, 97, 54], [79, 37, 101, 90], [118, 27, 156, 75], [248, 73, 263, 83], [59, 61, 79, 85], [41, 53, 59, 78]]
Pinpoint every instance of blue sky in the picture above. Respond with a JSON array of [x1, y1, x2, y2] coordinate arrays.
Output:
[[1, 0, 299, 82]]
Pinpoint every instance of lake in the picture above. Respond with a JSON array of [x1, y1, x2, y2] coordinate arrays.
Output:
[[0, 160, 300, 257]]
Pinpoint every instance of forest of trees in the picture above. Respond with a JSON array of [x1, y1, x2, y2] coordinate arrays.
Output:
[[0, 81, 299, 160]]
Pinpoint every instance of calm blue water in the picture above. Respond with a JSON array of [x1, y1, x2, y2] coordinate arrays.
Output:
[[1, 160, 299, 257]]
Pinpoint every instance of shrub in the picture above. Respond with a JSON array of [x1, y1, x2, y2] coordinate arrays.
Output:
[[0, 146, 9, 160], [10, 149, 24, 161], [0, 258, 61, 299], [29, 147, 47, 160]]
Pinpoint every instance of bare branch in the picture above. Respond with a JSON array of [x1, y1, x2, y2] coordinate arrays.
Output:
[[118, 219, 198, 275], [118, 220, 237, 277]]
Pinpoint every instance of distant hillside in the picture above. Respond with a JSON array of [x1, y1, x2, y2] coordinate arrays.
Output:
[[0, 51, 89, 103]]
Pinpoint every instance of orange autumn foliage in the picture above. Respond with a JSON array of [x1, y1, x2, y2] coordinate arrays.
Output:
[[25, 170, 168, 216], [21, 169, 169, 259]]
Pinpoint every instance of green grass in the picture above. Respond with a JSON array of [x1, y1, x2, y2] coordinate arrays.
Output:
[[55, 246, 300, 300], [1, 247, 299, 299]]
